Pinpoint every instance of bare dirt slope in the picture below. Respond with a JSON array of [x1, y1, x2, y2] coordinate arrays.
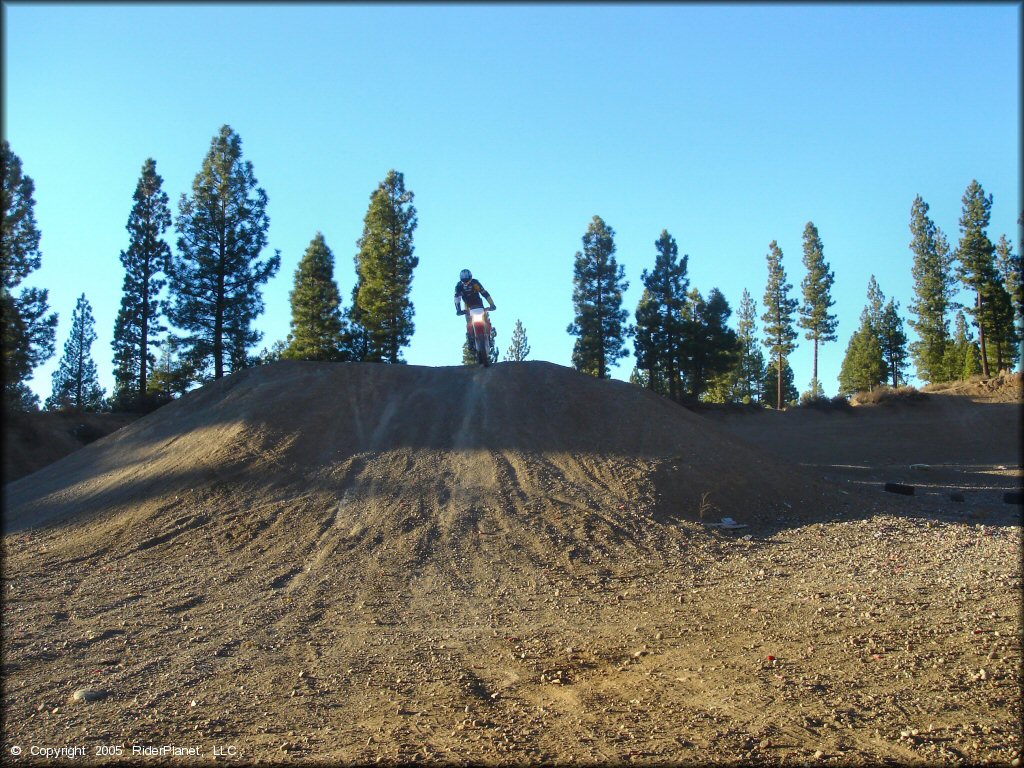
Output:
[[704, 378, 1022, 513], [3, 411, 139, 484], [2, 361, 1021, 766]]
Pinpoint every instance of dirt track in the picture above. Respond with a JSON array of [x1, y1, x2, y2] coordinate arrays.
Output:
[[2, 361, 1021, 765]]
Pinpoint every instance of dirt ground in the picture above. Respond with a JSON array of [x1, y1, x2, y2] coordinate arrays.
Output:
[[2, 361, 1021, 765], [3, 411, 139, 484]]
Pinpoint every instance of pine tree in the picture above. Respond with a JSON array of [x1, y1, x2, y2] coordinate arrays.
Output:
[[633, 230, 689, 400], [2, 140, 58, 409], [908, 195, 956, 383], [761, 240, 799, 409], [506, 319, 530, 362], [567, 215, 631, 378], [994, 232, 1023, 329], [148, 334, 195, 398], [169, 125, 280, 381], [45, 294, 104, 411], [879, 299, 910, 387], [763, 358, 798, 407], [955, 180, 999, 377], [283, 232, 346, 361], [353, 170, 418, 363], [942, 311, 981, 381], [837, 309, 886, 396], [633, 288, 664, 393], [342, 282, 371, 362], [111, 158, 172, 408], [730, 288, 767, 403], [863, 276, 909, 388], [866, 275, 885, 330], [797, 221, 838, 394], [980, 269, 1018, 374], [681, 287, 738, 400], [256, 339, 288, 365]]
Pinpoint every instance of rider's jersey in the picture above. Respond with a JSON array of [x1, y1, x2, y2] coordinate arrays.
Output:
[[454, 279, 492, 311]]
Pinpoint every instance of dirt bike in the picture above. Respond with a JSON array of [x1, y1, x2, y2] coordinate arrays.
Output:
[[465, 307, 495, 367]]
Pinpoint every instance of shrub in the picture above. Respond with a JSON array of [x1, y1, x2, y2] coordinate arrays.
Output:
[[850, 384, 922, 406], [799, 391, 852, 411]]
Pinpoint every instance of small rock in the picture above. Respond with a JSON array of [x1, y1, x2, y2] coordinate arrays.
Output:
[[72, 688, 107, 703]]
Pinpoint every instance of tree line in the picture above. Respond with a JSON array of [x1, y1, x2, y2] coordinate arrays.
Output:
[[2, 128, 428, 413], [2, 128, 1020, 414], [567, 181, 1021, 408]]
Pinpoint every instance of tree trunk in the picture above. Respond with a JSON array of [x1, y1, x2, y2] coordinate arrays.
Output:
[[777, 352, 783, 410], [976, 291, 990, 377], [812, 336, 819, 393], [214, 265, 225, 379], [140, 277, 149, 397], [76, 330, 84, 412]]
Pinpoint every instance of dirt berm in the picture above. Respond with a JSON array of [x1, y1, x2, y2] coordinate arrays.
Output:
[[3, 360, 837, 541], [3, 361, 1020, 765]]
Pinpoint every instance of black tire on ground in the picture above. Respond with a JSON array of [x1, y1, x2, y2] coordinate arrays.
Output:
[[884, 482, 915, 496]]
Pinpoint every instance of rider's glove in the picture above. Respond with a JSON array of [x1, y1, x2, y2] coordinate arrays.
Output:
[[456, 309, 464, 316], [488, 304, 496, 311]]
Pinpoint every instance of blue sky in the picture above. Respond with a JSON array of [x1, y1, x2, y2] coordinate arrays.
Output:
[[3, 2, 1020, 403]]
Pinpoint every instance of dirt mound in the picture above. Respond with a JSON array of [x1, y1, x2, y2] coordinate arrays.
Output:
[[922, 370, 1024, 402], [2, 410, 139, 483], [3, 362, 1020, 764], [3, 361, 835, 554]]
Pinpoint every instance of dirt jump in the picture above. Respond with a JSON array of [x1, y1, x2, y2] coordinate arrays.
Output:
[[2, 361, 1021, 765]]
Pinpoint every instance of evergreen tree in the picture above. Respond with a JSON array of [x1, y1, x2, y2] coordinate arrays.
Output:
[[506, 318, 531, 361], [148, 334, 195, 398], [342, 282, 372, 362], [942, 311, 982, 381], [681, 287, 738, 400], [45, 294, 104, 411], [837, 309, 886, 396], [168, 125, 280, 381], [797, 221, 838, 394], [763, 358, 798, 407], [353, 170, 418, 363], [111, 158, 172, 408], [633, 230, 689, 399], [730, 288, 767, 403], [863, 275, 909, 388], [567, 215, 631, 378], [633, 288, 664, 393], [283, 232, 346, 361], [879, 298, 910, 387], [761, 240, 799, 409], [955, 180, 999, 377], [866, 275, 885, 330], [980, 268, 1018, 374], [2, 140, 58, 409], [256, 339, 288, 365], [994, 232, 1023, 330], [908, 195, 956, 383]]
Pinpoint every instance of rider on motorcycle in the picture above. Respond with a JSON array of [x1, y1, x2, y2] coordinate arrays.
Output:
[[454, 269, 496, 345]]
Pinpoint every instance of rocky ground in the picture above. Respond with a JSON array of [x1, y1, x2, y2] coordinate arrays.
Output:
[[2, 362, 1021, 765]]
